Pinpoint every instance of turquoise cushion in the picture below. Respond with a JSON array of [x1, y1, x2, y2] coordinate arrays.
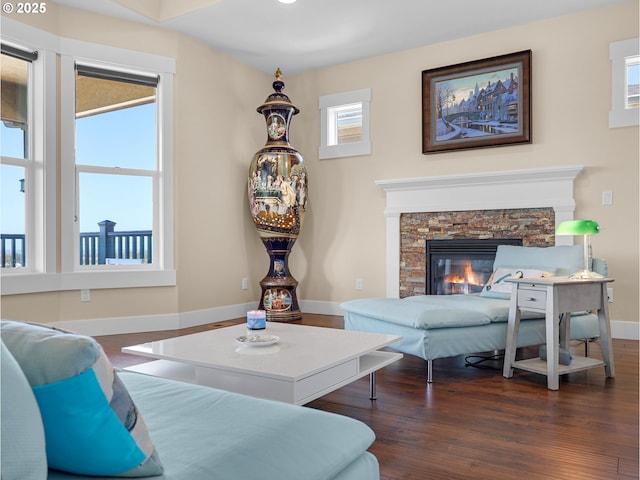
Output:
[[1, 339, 48, 480], [0, 321, 163, 477], [48, 372, 379, 480], [492, 244, 583, 275], [340, 295, 509, 329]]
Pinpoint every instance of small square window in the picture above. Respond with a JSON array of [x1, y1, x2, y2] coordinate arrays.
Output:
[[328, 103, 363, 145], [319, 89, 371, 159]]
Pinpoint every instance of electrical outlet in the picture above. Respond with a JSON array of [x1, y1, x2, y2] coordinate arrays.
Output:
[[242, 278, 248, 290], [607, 287, 613, 303], [355, 278, 363, 290], [80, 289, 91, 302]]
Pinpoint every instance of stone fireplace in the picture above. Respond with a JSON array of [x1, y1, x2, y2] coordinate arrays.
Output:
[[376, 166, 584, 298], [402, 209, 554, 297]]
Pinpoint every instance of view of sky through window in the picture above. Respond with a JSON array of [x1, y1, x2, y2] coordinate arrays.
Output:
[[1, 103, 155, 235], [75, 103, 156, 233]]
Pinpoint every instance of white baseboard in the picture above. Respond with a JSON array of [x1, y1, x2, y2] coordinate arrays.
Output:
[[178, 303, 258, 329], [299, 300, 344, 316], [610, 320, 640, 340], [46, 301, 340, 336], [39, 302, 640, 341], [53, 314, 179, 337], [51, 302, 258, 337]]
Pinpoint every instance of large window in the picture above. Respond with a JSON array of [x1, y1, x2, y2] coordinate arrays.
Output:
[[74, 64, 158, 266], [60, 40, 175, 289], [1, 18, 175, 294], [0, 37, 54, 287], [0, 46, 33, 269]]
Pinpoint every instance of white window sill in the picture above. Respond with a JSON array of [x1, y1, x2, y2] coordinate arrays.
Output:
[[1, 270, 176, 295], [319, 141, 372, 160]]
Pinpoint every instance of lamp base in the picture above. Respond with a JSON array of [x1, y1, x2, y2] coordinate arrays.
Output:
[[568, 269, 604, 280]]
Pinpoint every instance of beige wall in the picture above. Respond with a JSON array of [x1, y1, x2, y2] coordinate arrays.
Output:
[[2, 2, 638, 332], [1, 3, 270, 327], [287, 1, 639, 327]]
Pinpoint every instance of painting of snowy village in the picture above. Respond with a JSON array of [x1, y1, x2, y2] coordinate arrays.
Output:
[[422, 50, 531, 154]]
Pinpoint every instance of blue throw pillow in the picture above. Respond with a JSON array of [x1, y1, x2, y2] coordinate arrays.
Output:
[[0, 321, 163, 477], [1, 339, 48, 480]]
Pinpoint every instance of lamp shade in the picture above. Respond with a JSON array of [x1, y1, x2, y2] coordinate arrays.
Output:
[[556, 219, 600, 235]]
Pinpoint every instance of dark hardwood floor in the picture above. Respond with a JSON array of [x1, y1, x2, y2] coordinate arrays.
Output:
[[96, 314, 639, 480]]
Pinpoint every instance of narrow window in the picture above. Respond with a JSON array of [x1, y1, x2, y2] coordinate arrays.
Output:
[[626, 57, 639, 109], [1, 44, 37, 269], [74, 64, 158, 266]]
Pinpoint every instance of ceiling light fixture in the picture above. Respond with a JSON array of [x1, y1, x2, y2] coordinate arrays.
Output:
[[278, 0, 296, 4]]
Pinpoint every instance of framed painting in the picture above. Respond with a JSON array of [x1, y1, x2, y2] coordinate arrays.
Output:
[[422, 50, 531, 154]]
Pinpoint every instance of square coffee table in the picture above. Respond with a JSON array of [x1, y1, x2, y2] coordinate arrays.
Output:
[[122, 323, 402, 405]]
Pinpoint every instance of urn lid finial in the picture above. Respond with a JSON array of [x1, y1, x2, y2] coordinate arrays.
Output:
[[272, 67, 285, 94], [257, 67, 299, 115]]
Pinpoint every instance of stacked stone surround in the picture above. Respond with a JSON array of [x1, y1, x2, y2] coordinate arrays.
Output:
[[399, 207, 555, 298]]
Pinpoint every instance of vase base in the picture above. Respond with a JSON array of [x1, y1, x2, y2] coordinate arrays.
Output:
[[259, 282, 301, 322], [266, 309, 303, 322]]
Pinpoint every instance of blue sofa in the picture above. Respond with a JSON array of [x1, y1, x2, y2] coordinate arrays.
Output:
[[1, 320, 379, 480], [341, 245, 605, 382]]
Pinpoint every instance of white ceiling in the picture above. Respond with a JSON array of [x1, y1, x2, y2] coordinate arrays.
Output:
[[52, 0, 629, 76]]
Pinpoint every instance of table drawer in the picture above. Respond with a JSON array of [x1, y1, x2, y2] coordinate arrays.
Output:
[[517, 288, 547, 310]]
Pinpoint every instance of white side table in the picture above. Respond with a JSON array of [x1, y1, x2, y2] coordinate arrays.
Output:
[[502, 276, 615, 390]]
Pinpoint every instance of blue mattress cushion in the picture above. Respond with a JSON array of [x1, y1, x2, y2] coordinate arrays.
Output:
[[340, 295, 518, 329], [50, 372, 379, 480]]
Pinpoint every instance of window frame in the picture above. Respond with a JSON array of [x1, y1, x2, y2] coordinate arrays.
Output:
[[1, 48, 35, 270], [72, 60, 158, 269], [0, 19, 57, 294], [0, 18, 175, 294], [609, 37, 640, 128], [319, 88, 371, 159], [60, 39, 175, 290]]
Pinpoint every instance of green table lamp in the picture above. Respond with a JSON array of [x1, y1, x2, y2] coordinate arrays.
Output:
[[555, 219, 603, 279]]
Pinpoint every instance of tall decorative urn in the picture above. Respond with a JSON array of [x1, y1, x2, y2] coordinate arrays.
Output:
[[248, 69, 307, 322]]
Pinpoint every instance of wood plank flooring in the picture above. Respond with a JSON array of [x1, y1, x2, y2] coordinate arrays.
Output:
[[96, 314, 639, 480]]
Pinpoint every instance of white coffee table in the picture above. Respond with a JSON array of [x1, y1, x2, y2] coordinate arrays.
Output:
[[122, 323, 402, 405]]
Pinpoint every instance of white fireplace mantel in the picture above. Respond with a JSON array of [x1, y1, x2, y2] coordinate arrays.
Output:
[[376, 165, 584, 297]]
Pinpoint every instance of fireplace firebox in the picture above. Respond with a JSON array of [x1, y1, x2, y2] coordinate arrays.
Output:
[[426, 239, 522, 295]]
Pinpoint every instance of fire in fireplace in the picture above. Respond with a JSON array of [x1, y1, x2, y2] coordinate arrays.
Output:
[[426, 239, 522, 295]]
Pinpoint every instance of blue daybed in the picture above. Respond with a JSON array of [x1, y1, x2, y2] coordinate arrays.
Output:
[[1, 320, 379, 480], [341, 245, 605, 383]]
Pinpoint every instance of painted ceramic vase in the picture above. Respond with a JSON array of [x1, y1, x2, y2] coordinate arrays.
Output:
[[248, 69, 307, 321]]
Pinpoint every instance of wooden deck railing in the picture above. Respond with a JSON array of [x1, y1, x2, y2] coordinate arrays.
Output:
[[80, 220, 152, 265], [1, 220, 152, 268], [0, 234, 26, 268]]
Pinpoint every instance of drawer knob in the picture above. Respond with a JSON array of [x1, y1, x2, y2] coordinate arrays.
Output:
[[525, 297, 537, 302]]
